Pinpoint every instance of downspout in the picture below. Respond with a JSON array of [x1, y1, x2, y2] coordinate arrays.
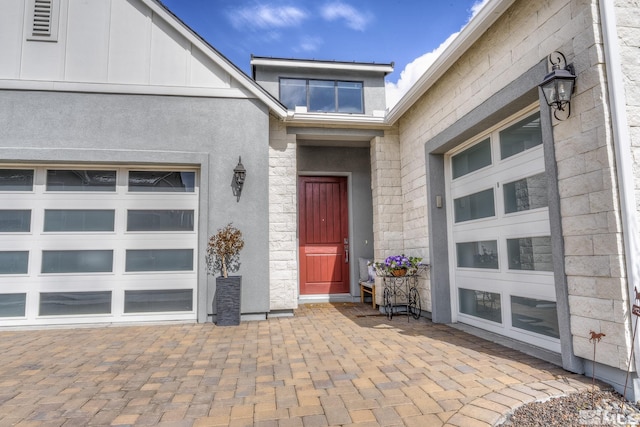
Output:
[[599, 1, 640, 376]]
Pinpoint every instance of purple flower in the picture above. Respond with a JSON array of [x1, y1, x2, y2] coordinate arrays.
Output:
[[373, 255, 423, 277]]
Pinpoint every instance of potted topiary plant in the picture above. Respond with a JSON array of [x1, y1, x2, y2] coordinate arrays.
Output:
[[206, 223, 244, 326]]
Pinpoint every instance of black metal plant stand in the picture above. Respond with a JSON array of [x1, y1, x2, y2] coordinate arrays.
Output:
[[382, 274, 421, 321]]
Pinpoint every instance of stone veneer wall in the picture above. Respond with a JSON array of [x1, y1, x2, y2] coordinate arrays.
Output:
[[371, 129, 403, 260], [268, 117, 299, 311], [379, 0, 634, 370], [560, 0, 630, 371], [617, 1, 640, 271], [371, 128, 432, 311]]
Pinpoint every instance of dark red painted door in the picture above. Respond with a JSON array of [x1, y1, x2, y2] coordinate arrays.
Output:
[[299, 176, 349, 295]]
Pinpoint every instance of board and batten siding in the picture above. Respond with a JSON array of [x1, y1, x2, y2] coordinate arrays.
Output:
[[0, 0, 233, 90]]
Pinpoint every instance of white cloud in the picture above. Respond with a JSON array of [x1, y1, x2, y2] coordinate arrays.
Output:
[[228, 4, 307, 31], [470, 0, 491, 18], [385, 33, 458, 109], [296, 36, 323, 52], [385, 0, 491, 109], [320, 2, 372, 31]]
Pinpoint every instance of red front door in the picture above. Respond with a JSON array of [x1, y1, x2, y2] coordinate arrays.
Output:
[[299, 176, 350, 295]]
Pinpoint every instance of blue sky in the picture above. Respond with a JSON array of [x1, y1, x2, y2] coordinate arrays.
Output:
[[161, 0, 489, 108]]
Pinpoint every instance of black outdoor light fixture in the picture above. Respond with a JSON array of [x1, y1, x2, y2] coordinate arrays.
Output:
[[232, 156, 246, 201], [539, 51, 576, 120]]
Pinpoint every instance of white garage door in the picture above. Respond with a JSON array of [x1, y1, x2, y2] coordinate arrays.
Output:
[[446, 109, 560, 352], [0, 166, 198, 326]]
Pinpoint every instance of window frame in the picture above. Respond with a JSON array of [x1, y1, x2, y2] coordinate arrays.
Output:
[[279, 77, 364, 114]]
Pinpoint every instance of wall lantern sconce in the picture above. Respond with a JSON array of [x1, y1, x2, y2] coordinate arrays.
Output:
[[232, 156, 246, 202], [539, 51, 576, 120]]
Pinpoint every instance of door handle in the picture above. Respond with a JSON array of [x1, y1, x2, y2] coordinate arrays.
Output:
[[345, 245, 349, 263]]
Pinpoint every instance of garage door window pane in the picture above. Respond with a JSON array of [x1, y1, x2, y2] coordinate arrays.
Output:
[[129, 171, 195, 192], [0, 294, 26, 317], [456, 241, 498, 269], [46, 170, 116, 191], [42, 250, 113, 273], [0, 251, 29, 274], [500, 112, 542, 159], [459, 288, 501, 323], [125, 249, 193, 272], [337, 81, 363, 113], [0, 210, 31, 232], [44, 210, 115, 232], [127, 210, 194, 231], [504, 173, 548, 213], [454, 188, 495, 222], [0, 169, 34, 191], [39, 291, 111, 315], [511, 296, 559, 338], [124, 289, 193, 313], [452, 139, 491, 179], [507, 237, 553, 271]]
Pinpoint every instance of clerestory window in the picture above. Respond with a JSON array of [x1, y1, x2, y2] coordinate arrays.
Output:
[[280, 78, 364, 113]]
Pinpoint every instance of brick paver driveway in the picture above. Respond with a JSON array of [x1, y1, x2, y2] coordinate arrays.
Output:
[[0, 303, 593, 426]]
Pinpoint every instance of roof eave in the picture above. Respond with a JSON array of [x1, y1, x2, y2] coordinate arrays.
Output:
[[251, 56, 394, 75], [386, 0, 516, 124], [284, 112, 391, 128]]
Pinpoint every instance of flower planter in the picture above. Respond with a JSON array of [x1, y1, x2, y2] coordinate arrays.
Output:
[[391, 268, 407, 277], [372, 255, 423, 278], [215, 276, 241, 326]]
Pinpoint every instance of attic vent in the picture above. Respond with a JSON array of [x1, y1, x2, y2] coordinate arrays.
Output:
[[27, 0, 59, 42], [32, 0, 53, 37]]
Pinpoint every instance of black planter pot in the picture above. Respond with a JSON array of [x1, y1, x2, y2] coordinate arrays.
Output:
[[215, 276, 241, 326]]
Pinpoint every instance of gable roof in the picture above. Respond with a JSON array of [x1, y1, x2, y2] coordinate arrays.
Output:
[[0, 0, 287, 117], [1, 0, 518, 126], [149, 0, 287, 117]]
